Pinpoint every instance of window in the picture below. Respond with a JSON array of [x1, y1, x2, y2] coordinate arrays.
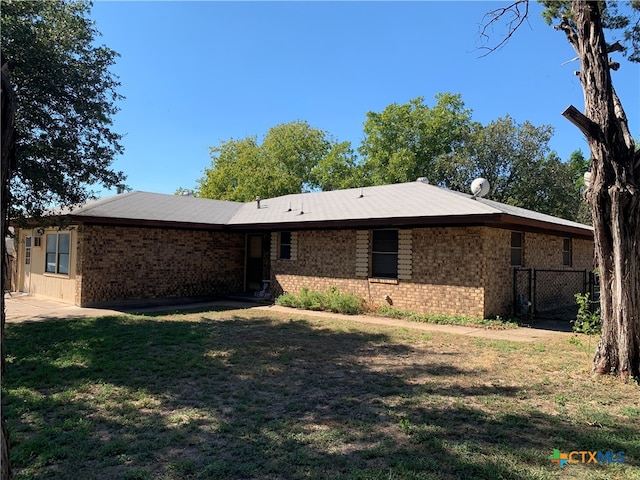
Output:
[[371, 230, 398, 278], [25, 236, 31, 265], [563, 238, 572, 267], [45, 233, 70, 274], [279, 231, 291, 260], [511, 232, 523, 267]]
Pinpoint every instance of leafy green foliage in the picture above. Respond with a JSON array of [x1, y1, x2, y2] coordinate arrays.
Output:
[[276, 286, 366, 315], [541, 0, 640, 62], [309, 141, 366, 191], [195, 91, 590, 223], [376, 305, 520, 329], [436, 115, 584, 220], [573, 293, 601, 335], [567, 149, 592, 224], [197, 121, 362, 201], [1, 0, 125, 221], [359, 93, 472, 185]]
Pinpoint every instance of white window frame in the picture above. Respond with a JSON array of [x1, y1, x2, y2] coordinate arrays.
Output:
[[25, 236, 32, 265], [45, 232, 71, 275]]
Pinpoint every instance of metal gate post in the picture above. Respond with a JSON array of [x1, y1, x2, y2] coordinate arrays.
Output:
[[513, 268, 517, 316], [531, 268, 536, 315]]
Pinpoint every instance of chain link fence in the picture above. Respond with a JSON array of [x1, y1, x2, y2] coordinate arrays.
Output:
[[513, 269, 597, 320]]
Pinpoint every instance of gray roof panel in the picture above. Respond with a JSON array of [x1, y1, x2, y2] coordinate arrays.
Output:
[[53, 181, 592, 234], [66, 191, 243, 225], [229, 182, 501, 225]]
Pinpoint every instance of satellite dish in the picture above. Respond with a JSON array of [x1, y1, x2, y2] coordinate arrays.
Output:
[[470, 178, 490, 198]]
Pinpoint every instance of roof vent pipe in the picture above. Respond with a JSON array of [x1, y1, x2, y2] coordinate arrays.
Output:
[[256, 196, 261, 209], [116, 184, 126, 194]]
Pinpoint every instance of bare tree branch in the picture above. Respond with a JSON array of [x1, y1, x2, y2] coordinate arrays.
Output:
[[478, 0, 530, 57], [562, 105, 600, 139]]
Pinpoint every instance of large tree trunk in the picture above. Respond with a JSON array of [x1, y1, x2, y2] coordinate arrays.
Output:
[[1, 53, 15, 480], [564, 1, 640, 381]]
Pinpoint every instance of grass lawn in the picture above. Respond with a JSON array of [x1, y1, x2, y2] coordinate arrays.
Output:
[[2, 308, 639, 480]]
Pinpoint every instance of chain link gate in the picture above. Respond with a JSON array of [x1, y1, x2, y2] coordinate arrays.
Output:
[[513, 269, 597, 320]]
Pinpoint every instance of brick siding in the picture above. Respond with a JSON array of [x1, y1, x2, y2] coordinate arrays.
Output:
[[76, 225, 245, 306], [272, 227, 594, 319]]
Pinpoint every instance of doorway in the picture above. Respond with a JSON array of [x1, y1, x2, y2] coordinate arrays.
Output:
[[245, 234, 265, 293]]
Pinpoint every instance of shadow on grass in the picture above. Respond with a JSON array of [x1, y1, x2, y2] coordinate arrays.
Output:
[[2, 315, 638, 480]]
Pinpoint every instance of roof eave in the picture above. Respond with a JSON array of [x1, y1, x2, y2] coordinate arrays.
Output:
[[231, 213, 593, 239], [488, 214, 593, 240], [16, 212, 593, 240], [71, 216, 230, 231]]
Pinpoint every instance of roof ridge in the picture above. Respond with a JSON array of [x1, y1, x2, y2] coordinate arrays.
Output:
[[70, 190, 143, 215]]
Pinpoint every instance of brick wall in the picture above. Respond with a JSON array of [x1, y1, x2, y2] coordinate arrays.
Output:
[[524, 232, 593, 270], [272, 226, 594, 319], [271, 227, 487, 318], [482, 228, 512, 317], [519, 232, 594, 314], [483, 229, 595, 317], [76, 225, 245, 306]]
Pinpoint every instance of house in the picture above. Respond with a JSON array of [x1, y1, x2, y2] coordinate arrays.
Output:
[[13, 180, 594, 317]]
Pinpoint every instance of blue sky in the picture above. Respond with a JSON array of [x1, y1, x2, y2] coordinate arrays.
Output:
[[90, 1, 640, 196]]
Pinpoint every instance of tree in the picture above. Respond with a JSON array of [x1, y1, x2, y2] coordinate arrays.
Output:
[[485, 1, 639, 380], [359, 93, 473, 185], [309, 141, 367, 191], [436, 115, 583, 220], [567, 149, 593, 224], [1, 0, 126, 223], [197, 121, 360, 201], [2, 51, 16, 480], [2, 2, 125, 476]]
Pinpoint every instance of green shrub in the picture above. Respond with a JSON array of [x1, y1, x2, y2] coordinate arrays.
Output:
[[275, 292, 298, 308], [376, 305, 519, 329], [573, 292, 601, 335], [275, 287, 366, 315]]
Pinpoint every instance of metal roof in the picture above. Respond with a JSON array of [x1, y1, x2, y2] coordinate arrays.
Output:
[[64, 191, 243, 225], [228, 182, 593, 236], [229, 182, 500, 224], [56, 181, 592, 236]]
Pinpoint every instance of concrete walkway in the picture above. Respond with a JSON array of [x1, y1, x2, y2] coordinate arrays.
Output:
[[3, 293, 572, 342], [3, 293, 253, 323]]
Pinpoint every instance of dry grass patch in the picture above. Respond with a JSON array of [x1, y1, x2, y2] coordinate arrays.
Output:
[[2, 308, 638, 479]]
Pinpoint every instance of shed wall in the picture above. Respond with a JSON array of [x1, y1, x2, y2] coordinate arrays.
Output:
[[14, 228, 79, 303]]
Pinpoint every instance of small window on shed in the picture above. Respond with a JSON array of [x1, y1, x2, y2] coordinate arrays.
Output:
[[511, 232, 523, 267], [563, 238, 572, 267], [45, 232, 70, 275], [279, 232, 292, 260], [25, 236, 32, 265]]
